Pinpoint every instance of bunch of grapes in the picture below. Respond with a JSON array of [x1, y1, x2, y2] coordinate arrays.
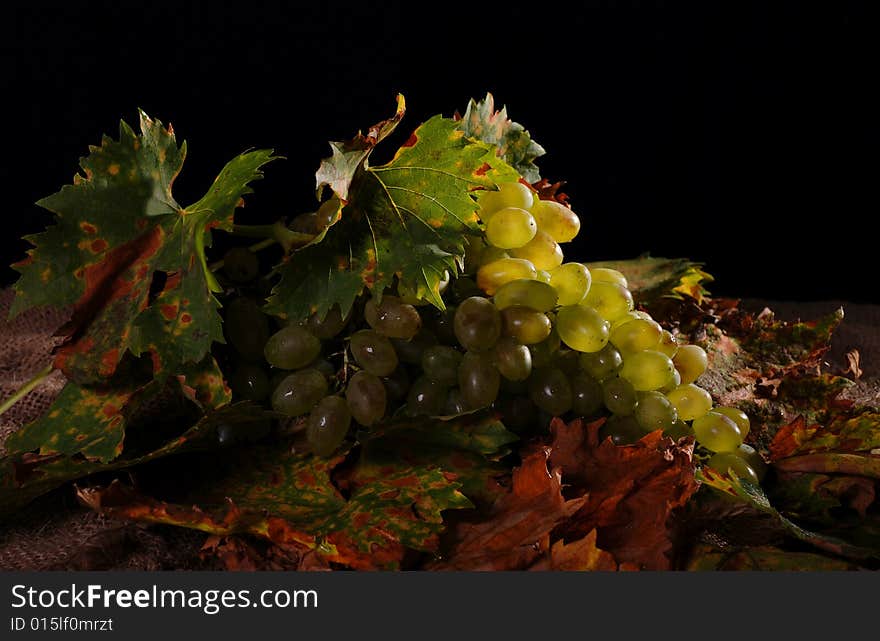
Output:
[[218, 180, 764, 484]]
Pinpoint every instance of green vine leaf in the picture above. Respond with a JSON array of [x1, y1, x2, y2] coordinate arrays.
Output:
[[10, 110, 278, 383], [266, 99, 520, 321]]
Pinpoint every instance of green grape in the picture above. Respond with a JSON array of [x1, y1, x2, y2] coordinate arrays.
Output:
[[510, 230, 563, 270], [528, 367, 573, 415], [381, 367, 410, 402], [705, 452, 758, 484], [477, 258, 538, 295], [713, 406, 751, 439], [222, 247, 259, 283], [390, 328, 437, 365], [732, 444, 766, 480], [600, 415, 643, 446], [477, 182, 534, 220], [463, 234, 485, 275], [345, 370, 387, 426], [493, 337, 533, 381], [364, 295, 422, 339], [578, 343, 623, 381], [620, 350, 675, 391], [536, 269, 552, 283], [549, 263, 591, 306], [306, 396, 352, 457], [493, 279, 558, 312], [421, 345, 463, 386], [454, 296, 501, 351], [501, 306, 552, 345], [664, 419, 695, 440], [228, 362, 270, 401], [693, 411, 743, 452], [264, 325, 322, 370], [554, 349, 581, 375], [656, 330, 679, 358], [528, 330, 561, 368], [582, 281, 634, 322], [659, 368, 682, 393], [556, 304, 610, 353], [305, 305, 348, 339], [602, 376, 637, 416], [443, 388, 467, 416], [609, 318, 663, 354], [458, 351, 501, 410], [349, 329, 399, 376], [224, 297, 270, 362], [406, 376, 448, 416], [271, 368, 328, 416], [673, 344, 708, 385], [609, 310, 653, 331], [666, 383, 713, 421], [530, 199, 580, 242], [589, 267, 628, 288], [633, 391, 679, 432], [497, 396, 538, 433], [570, 372, 604, 416], [485, 207, 537, 249], [479, 246, 511, 266]]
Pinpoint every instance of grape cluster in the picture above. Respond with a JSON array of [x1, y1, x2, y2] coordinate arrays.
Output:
[[218, 180, 763, 484]]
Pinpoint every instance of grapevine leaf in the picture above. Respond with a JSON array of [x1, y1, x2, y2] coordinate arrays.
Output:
[[587, 255, 713, 304], [770, 411, 880, 461], [537, 530, 620, 571], [685, 543, 859, 571], [267, 106, 520, 321], [10, 110, 277, 383], [457, 92, 546, 182]]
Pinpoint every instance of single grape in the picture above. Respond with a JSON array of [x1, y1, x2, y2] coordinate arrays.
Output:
[[493, 336, 533, 381], [600, 415, 643, 446], [479, 246, 511, 266], [271, 369, 328, 416], [664, 419, 695, 440], [530, 199, 580, 242], [582, 281, 634, 322], [264, 325, 322, 370], [609, 310, 653, 331], [454, 296, 501, 351], [349, 329, 399, 376], [602, 376, 637, 416], [556, 304, 611, 353], [666, 383, 713, 421], [391, 328, 437, 365], [496, 395, 538, 433], [345, 370, 387, 426], [570, 372, 604, 416], [307, 396, 352, 457], [406, 376, 448, 416], [305, 305, 347, 339], [732, 444, 766, 480], [501, 306, 553, 345], [528, 367, 573, 415], [553, 349, 581, 375], [659, 368, 682, 393], [633, 391, 679, 432], [609, 318, 663, 354], [477, 182, 534, 220], [224, 297, 270, 362], [673, 344, 708, 385], [510, 230, 563, 270], [528, 330, 561, 368], [381, 367, 410, 402], [656, 330, 680, 358], [477, 258, 538, 295], [620, 350, 676, 391], [589, 267, 628, 288], [693, 411, 743, 452], [549, 263, 591, 306], [443, 388, 467, 416], [578, 343, 623, 381], [364, 295, 422, 339], [222, 247, 259, 283], [713, 406, 751, 439], [228, 362, 270, 401], [421, 345, 463, 386], [485, 207, 537, 249], [705, 452, 759, 484], [493, 279, 558, 312], [458, 351, 501, 410], [536, 269, 552, 283]]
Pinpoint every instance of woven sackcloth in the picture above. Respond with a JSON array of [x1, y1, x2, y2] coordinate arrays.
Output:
[[0, 288, 877, 570]]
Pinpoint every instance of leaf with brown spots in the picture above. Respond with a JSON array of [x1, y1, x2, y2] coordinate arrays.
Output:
[[549, 418, 699, 570], [770, 411, 880, 461], [266, 99, 520, 321], [10, 110, 278, 383]]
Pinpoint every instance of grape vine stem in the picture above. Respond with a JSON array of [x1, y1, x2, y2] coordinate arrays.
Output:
[[0, 363, 54, 419]]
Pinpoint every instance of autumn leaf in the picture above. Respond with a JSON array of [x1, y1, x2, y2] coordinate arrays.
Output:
[[530, 530, 620, 571], [10, 110, 278, 383], [685, 543, 859, 571], [770, 411, 880, 462], [266, 99, 520, 321], [457, 93, 546, 182]]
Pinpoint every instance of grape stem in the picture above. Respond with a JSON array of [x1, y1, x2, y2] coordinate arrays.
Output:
[[0, 363, 55, 419]]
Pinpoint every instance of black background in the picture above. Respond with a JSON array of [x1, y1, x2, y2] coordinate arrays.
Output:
[[2, 1, 876, 303]]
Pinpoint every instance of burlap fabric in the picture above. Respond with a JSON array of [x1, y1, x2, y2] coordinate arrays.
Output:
[[0, 289, 877, 570]]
